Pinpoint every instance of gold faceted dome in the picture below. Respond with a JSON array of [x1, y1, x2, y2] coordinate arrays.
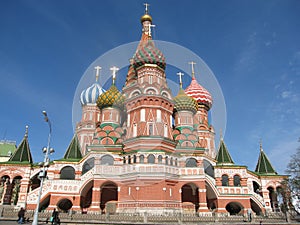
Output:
[[97, 85, 124, 110], [141, 14, 152, 23], [174, 88, 198, 114]]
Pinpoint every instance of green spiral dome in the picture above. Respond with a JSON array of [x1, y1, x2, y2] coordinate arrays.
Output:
[[174, 88, 198, 114]]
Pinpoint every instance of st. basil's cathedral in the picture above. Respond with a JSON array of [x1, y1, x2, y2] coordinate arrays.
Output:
[[0, 6, 286, 217]]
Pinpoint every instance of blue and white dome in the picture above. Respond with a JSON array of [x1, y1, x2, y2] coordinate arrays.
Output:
[[80, 83, 105, 105]]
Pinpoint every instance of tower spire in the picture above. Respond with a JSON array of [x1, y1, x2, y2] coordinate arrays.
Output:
[[25, 125, 29, 138], [255, 144, 277, 174], [220, 128, 223, 141], [259, 139, 263, 152]]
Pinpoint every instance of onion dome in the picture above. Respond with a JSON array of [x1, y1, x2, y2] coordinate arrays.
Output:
[[133, 39, 166, 70], [80, 66, 104, 105], [132, 5, 166, 70], [97, 84, 124, 110], [80, 83, 104, 105], [174, 88, 198, 114], [185, 77, 213, 110]]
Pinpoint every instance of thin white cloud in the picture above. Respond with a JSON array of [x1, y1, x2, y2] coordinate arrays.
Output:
[[281, 91, 291, 99]]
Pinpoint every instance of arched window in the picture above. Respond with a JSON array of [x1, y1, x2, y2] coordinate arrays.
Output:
[[221, 174, 229, 186], [133, 155, 137, 163], [128, 155, 131, 164], [101, 155, 114, 165], [60, 166, 75, 180], [147, 154, 155, 164], [234, 175, 241, 186], [158, 155, 163, 164], [203, 159, 215, 178], [165, 156, 169, 165], [139, 155, 144, 164], [82, 157, 95, 175], [186, 158, 197, 167], [170, 157, 173, 166], [123, 157, 126, 164], [175, 158, 178, 166]]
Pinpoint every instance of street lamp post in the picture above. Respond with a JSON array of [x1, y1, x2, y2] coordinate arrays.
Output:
[[32, 111, 54, 225]]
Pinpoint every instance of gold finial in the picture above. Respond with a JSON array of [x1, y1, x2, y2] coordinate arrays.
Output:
[[188, 61, 196, 78], [110, 66, 119, 85], [25, 125, 29, 138], [177, 72, 184, 89], [144, 3, 150, 14], [141, 3, 152, 23], [259, 139, 263, 152], [94, 66, 102, 82], [220, 128, 223, 140]]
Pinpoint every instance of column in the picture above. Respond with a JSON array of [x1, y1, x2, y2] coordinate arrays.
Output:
[[198, 181, 209, 213]]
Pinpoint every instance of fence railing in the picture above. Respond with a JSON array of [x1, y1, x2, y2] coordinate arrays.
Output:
[[0, 207, 289, 224]]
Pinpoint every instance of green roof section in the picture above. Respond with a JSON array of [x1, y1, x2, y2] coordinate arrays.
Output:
[[8, 126, 33, 164], [0, 141, 17, 157], [255, 145, 277, 174], [63, 134, 83, 160], [216, 139, 234, 165]]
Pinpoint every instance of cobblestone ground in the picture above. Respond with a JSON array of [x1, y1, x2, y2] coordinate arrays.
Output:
[[1, 220, 299, 225]]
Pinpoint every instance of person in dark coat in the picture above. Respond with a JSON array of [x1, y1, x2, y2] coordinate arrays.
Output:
[[51, 208, 60, 225], [17, 207, 25, 224]]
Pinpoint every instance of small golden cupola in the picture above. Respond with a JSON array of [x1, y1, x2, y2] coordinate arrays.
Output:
[[97, 66, 124, 110]]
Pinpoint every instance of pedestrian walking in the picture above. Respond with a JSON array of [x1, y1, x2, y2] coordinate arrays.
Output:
[[247, 208, 252, 222], [17, 207, 25, 224], [51, 208, 60, 225]]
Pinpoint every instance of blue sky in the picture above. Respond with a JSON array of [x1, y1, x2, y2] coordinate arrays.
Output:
[[0, 0, 299, 174]]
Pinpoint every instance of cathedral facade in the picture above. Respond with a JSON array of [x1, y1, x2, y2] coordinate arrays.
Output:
[[0, 8, 286, 216]]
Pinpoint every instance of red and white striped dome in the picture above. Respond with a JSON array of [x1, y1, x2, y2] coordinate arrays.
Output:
[[184, 77, 213, 110]]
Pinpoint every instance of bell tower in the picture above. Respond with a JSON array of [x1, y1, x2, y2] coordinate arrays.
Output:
[[122, 6, 175, 153]]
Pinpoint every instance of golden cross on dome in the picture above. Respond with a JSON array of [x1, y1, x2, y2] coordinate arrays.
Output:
[[188, 61, 196, 78], [110, 66, 119, 84], [94, 66, 102, 82], [177, 72, 184, 88], [144, 3, 150, 14]]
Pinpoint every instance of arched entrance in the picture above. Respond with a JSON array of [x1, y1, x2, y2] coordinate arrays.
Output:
[[205, 181, 217, 211], [181, 183, 199, 212], [57, 198, 73, 212], [40, 195, 50, 211], [80, 180, 93, 210], [225, 202, 244, 215], [250, 199, 262, 215], [100, 182, 118, 213], [11, 176, 22, 205], [268, 186, 279, 212]]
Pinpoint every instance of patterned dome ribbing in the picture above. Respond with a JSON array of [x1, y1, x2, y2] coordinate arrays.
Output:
[[133, 39, 166, 70], [174, 88, 198, 114], [185, 77, 213, 110], [97, 84, 124, 110], [80, 83, 104, 105]]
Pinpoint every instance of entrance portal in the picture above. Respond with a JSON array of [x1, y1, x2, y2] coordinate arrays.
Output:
[[100, 182, 118, 213], [181, 183, 199, 212]]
